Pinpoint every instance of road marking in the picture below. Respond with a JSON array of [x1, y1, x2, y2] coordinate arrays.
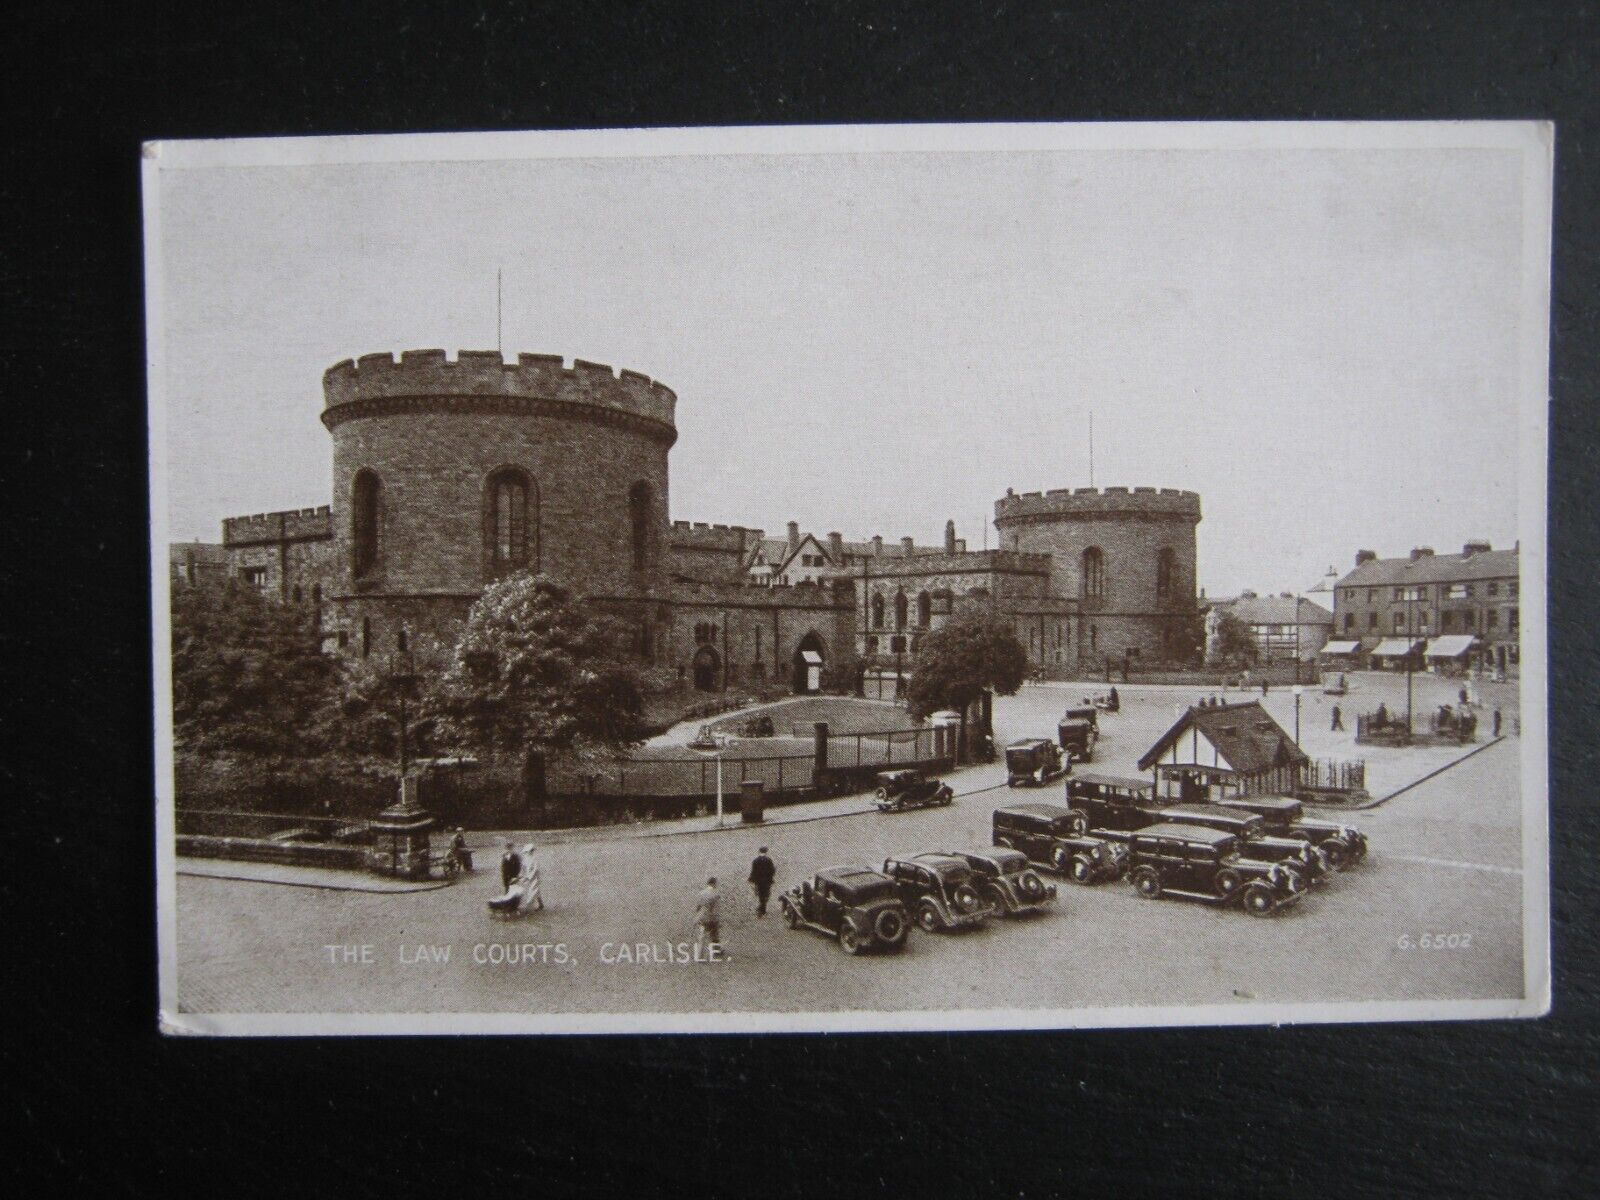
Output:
[[1383, 853, 1522, 876]]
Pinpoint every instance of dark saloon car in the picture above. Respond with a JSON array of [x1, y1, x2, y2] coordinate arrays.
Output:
[[945, 848, 1058, 915], [1064, 772, 1160, 840], [881, 854, 996, 932], [779, 867, 911, 955], [1152, 803, 1332, 883], [1005, 737, 1068, 787], [1125, 824, 1307, 916], [1212, 795, 1368, 869], [991, 804, 1126, 884], [874, 768, 954, 812], [1057, 718, 1096, 763]]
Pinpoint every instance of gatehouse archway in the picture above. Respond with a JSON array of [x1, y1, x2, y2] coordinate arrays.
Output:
[[792, 631, 826, 694], [692, 645, 721, 693]]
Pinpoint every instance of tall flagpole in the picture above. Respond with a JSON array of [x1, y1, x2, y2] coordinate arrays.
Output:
[[1089, 410, 1095, 487], [497, 268, 503, 354]]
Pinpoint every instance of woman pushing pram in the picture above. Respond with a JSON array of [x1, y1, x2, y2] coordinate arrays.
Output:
[[486, 843, 543, 916]]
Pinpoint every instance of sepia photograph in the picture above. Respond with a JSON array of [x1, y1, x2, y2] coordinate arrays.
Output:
[[146, 121, 1552, 1035]]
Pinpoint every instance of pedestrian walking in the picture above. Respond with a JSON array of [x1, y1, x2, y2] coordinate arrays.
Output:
[[1493, 708, 1503, 737], [1261, 679, 1269, 696], [695, 877, 722, 949], [519, 844, 543, 911], [748, 848, 776, 917], [499, 840, 522, 891], [1331, 704, 1343, 731]]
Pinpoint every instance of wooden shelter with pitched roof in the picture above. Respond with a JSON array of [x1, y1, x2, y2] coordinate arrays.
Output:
[[1137, 700, 1309, 803]]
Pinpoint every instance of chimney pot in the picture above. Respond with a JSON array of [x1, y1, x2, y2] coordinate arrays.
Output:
[[871, 536, 883, 556], [787, 521, 799, 549], [1356, 550, 1377, 566], [901, 536, 915, 555], [944, 520, 956, 553]]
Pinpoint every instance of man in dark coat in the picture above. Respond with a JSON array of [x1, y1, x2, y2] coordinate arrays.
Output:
[[1331, 704, 1343, 731], [499, 840, 522, 891], [748, 847, 777, 917]]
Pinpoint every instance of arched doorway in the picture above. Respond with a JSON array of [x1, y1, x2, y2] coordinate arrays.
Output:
[[692, 645, 720, 693], [792, 631, 826, 693]]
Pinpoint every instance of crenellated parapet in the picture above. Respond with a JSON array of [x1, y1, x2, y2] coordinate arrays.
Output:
[[222, 505, 333, 545], [851, 548, 1053, 577], [669, 521, 763, 551], [995, 486, 1202, 525], [321, 350, 677, 442]]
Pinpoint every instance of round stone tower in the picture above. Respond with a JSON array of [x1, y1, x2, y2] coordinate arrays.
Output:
[[321, 349, 676, 661], [993, 486, 1202, 666]]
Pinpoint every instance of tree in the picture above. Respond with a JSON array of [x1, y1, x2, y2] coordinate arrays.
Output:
[[1209, 609, 1258, 667], [170, 581, 341, 756], [426, 574, 651, 789], [906, 613, 1028, 762]]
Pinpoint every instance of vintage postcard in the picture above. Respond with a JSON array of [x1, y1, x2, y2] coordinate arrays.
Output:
[[147, 122, 1551, 1035]]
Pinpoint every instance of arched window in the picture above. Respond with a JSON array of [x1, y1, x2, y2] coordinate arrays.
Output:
[[629, 482, 653, 570], [1156, 547, 1176, 602], [360, 617, 372, 658], [916, 591, 931, 628], [1081, 546, 1105, 600], [311, 584, 322, 605], [396, 629, 408, 652], [351, 470, 382, 579], [894, 590, 908, 631], [485, 467, 534, 575], [871, 592, 885, 629], [292, 584, 303, 604]]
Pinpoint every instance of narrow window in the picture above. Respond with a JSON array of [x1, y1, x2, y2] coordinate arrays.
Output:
[[292, 584, 303, 604], [485, 467, 535, 575], [1155, 547, 1175, 601], [396, 629, 408, 652], [361, 617, 372, 658], [916, 590, 931, 628], [894, 590, 908, 631], [312, 583, 322, 604], [629, 482, 653, 570], [1082, 547, 1105, 600], [871, 592, 885, 629], [352, 470, 381, 578]]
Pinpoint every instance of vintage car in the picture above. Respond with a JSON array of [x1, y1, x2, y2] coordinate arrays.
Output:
[[944, 848, 1059, 915], [991, 803, 1126, 884], [881, 853, 996, 932], [1064, 772, 1160, 840], [874, 768, 954, 812], [1057, 717, 1096, 763], [1150, 803, 1332, 883], [1005, 737, 1069, 787], [778, 866, 911, 954], [1212, 795, 1368, 869], [1064, 704, 1100, 731], [1126, 823, 1307, 916]]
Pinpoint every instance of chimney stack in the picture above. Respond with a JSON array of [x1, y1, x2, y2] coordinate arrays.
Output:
[[901, 536, 915, 556], [1356, 550, 1377, 566], [944, 519, 956, 553], [1410, 546, 1434, 561], [871, 535, 883, 556], [1462, 540, 1491, 557], [828, 531, 843, 562], [787, 521, 800, 550]]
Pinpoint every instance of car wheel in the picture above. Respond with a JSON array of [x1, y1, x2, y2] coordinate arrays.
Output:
[[1019, 873, 1045, 900], [1242, 885, 1276, 917], [1322, 842, 1347, 871], [1214, 868, 1242, 898], [874, 909, 907, 945], [1131, 867, 1162, 899], [953, 883, 983, 915], [1051, 845, 1073, 874], [1070, 857, 1094, 885], [780, 900, 801, 930], [838, 923, 863, 954], [1067, 811, 1089, 836], [875, 786, 889, 802], [916, 900, 942, 933]]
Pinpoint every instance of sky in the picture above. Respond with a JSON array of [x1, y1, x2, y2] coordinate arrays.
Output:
[[152, 131, 1542, 597]]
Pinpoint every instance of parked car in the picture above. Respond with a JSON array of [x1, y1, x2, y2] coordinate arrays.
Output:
[[991, 803, 1126, 884], [874, 768, 954, 812], [1151, 802, 1332, 883], [1057, 718, 1096, 763], [1064, 772, 1160, 840], [1005, 737, 1068, 787], [881, 853, 996, 932], [944, 848, 1058, 915], [1212, 795, 1368, 869], [1064, 704, 1100, 731], [1126, 823, 1307, 916], [778, 866, 911, 954]]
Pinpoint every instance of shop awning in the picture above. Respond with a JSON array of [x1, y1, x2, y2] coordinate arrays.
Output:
[[1370, 638, 1421, 657], [1424, 635, 1477, 659], [799, 650, 823, 664], [1321, 640, 1361, 655]]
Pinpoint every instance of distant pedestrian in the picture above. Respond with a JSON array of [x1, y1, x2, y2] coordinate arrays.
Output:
[[1331, 704, 1343, 731], [695, 877, 722, 948], [1376, 703, 1389, 727], [1493, 708, 1503, 737], [499, 840, 522, 891], [1459, 686, 1470, 706], [1261, 680, 1269, 696], [518, 844, 543, 911], [748, 848, 777, 917]]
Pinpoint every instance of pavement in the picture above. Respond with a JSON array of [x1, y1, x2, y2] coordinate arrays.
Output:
[[173, 670, 1532, 1018]]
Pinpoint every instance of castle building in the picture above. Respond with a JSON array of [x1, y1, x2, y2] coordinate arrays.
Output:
[[192, 349, 1202, 690]]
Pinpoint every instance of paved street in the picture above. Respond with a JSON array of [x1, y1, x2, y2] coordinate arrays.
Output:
[[175, 672, 1528, 1017]]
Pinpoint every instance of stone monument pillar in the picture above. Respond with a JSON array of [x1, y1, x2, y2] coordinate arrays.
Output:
[[366, 775, 436, 879]]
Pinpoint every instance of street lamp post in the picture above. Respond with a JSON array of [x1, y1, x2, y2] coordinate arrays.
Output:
[[693, 737, 727, 829], [1292, 683, 1303, 749]]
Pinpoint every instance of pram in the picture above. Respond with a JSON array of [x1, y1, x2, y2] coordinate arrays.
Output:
[[486, 864, 543, 918]]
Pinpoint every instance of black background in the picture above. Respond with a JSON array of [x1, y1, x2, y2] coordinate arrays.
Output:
[[3, 3, 1596, 1195]]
